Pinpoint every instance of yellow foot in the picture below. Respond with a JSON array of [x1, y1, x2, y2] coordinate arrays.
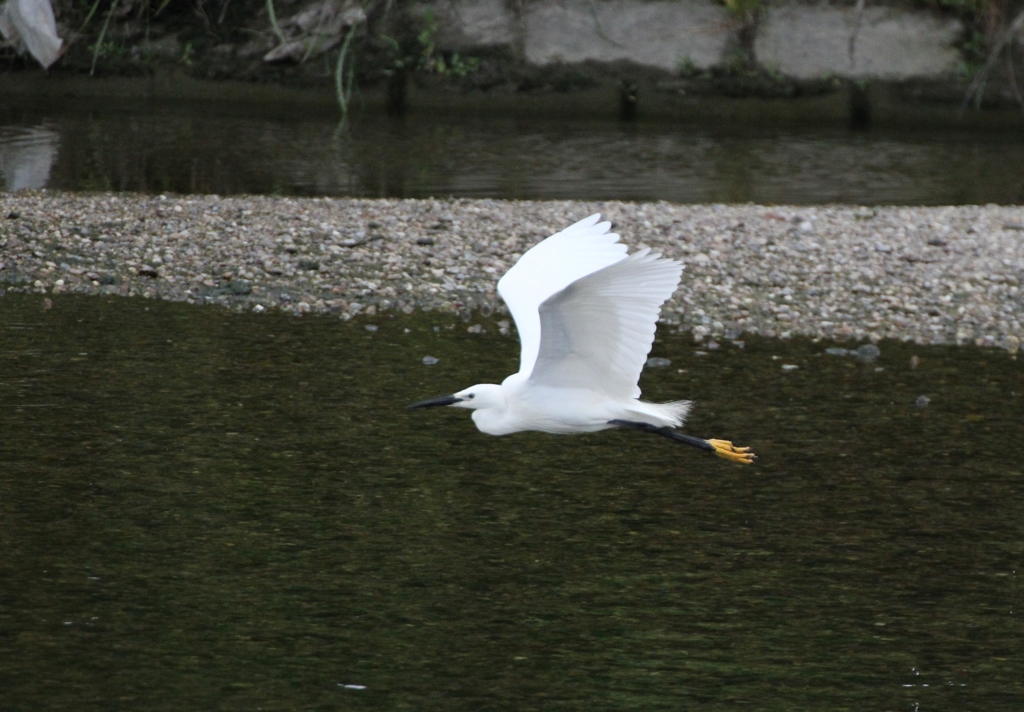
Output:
[[708, 439, 756, 464]]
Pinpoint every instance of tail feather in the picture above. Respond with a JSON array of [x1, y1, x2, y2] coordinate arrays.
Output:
[[626, 399, 692, 428], [659, 399, 692, 427]]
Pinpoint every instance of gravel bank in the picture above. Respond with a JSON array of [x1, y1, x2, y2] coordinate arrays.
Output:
[[2, 192, 1022, 352]]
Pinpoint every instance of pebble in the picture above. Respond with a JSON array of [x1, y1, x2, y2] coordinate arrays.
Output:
[[645, 357, 672, 368], [826, 344, 881, 361], [854, 344, 881, 362], [1, 192, 1023, 352], [422, 355, 439, 365]]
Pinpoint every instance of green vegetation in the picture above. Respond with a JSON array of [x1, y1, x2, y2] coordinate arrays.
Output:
[[334, 24, 358, 119], [721, 0, 761, 23], [74, 0, 174, 74], [380, 8, 479, 78], [413, 9, 479, 77], [676, 55, 698, 75], [928, 0, 1024, 63]]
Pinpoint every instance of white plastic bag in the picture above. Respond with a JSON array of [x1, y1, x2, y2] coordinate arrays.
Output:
[[0, 0, 63, 69]]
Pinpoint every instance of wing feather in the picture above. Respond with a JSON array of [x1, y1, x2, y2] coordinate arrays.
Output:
[[529, 249, 683, 400], [497, 214, 627, 378]]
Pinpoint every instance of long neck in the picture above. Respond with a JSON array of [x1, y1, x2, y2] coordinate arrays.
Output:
[[471, 407, 516, 436], [469, 384, 516, 436]]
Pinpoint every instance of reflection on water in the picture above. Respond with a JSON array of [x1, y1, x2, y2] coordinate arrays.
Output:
[[1, 99, 1024, 204], [1, 292, 1022, 710], [0, 124, 59, 190]]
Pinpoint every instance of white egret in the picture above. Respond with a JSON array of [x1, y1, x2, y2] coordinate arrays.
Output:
[[410, 214, 754, 464]]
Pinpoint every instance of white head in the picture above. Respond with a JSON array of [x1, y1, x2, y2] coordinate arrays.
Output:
[[409, 383, 505, 412], [451, 383, 505, 411]]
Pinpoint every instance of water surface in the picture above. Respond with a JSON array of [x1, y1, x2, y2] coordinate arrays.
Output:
[[2, 98, 1024, 204], [1, 293, 1022, 710]]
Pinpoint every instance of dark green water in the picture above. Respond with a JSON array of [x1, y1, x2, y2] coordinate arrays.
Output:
[[3, 99, 1024, 204], [1, 292, 1022, 710]]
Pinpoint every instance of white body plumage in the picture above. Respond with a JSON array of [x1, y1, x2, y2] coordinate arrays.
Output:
[[410, 213, 754, 464], [419, 214, 688, 432]]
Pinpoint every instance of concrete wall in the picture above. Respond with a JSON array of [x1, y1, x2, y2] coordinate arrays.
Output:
[[426, 0, 965, 81], [428, 0, 517, 49], [756, 5, 963, 80], [524, 0, 731, 71]]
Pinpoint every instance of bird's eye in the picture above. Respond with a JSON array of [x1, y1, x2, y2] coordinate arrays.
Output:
[[466, 393, 475, 399]]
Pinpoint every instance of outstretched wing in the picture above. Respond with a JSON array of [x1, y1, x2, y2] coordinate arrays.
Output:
[[497, 214, 627, 378], [529, 248, 682, 400]]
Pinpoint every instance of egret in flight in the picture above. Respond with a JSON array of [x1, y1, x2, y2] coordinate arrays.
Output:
[[410, 214, 754, 464]]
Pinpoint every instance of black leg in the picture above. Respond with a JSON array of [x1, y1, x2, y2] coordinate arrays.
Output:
[[608, 419, 756, 464], [608, 419, 714, 451]]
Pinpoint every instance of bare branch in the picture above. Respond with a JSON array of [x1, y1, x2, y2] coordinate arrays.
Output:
[[961, 7, 1024, 114]]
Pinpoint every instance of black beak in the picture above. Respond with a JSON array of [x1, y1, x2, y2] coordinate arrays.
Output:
[[408, 394, 462, 409]]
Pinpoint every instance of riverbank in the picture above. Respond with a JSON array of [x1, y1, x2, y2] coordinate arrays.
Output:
[[1, 191, 1022, 352], [4, 0, 1023, 119]]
